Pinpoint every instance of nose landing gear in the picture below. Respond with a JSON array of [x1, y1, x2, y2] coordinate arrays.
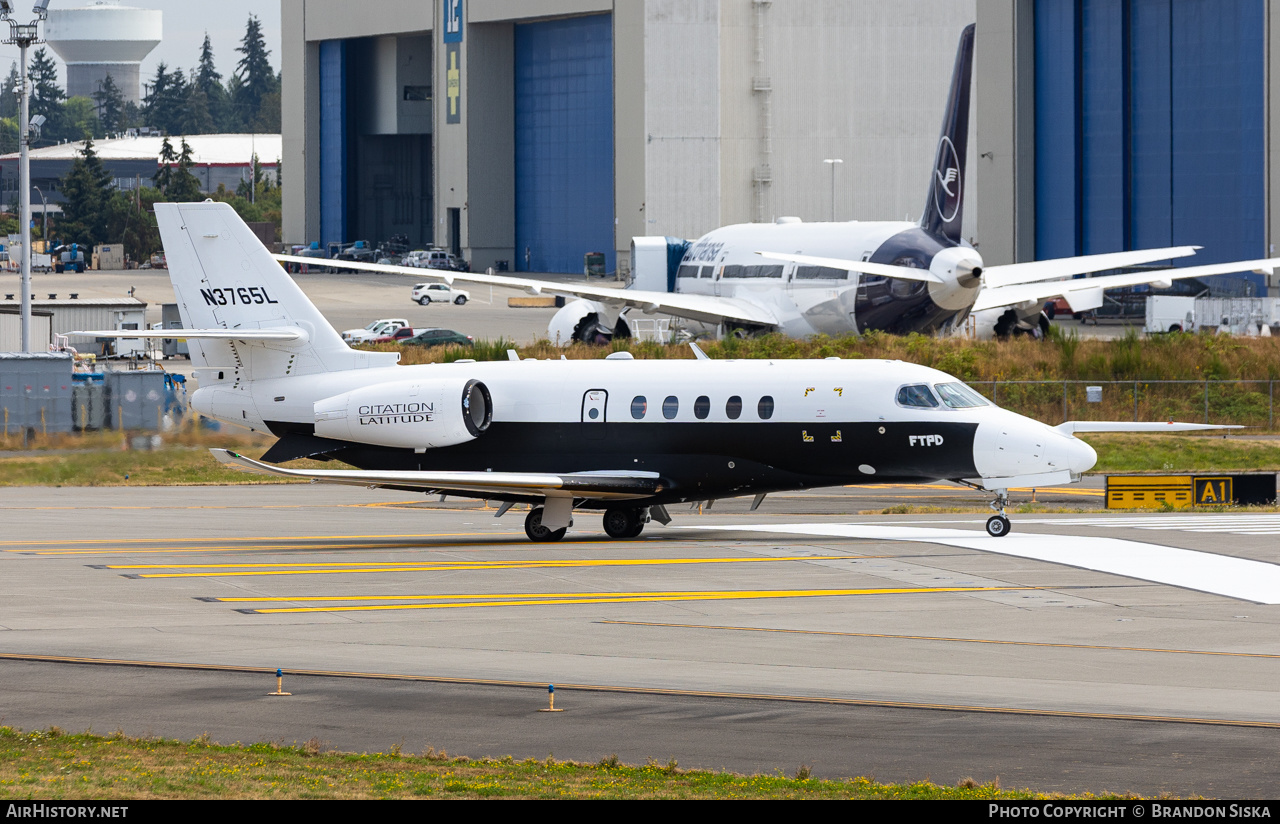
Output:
[[986, 488, 1011, 537]]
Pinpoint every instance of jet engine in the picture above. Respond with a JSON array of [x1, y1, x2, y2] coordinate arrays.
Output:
[[548, 299, 633, 345], [313, 377, 492, 449]]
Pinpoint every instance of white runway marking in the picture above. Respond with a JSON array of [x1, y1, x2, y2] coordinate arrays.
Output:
[[1004, 514, 1280, 536], [681, 522, 1280, 604]]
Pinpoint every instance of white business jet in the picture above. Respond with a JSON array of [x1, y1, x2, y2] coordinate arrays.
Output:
[[74, 202, 1232, 541], [275, 24, 1280, 344]]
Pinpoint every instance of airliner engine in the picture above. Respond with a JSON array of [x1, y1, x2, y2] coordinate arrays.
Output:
[[548, 299, 633, 345], [313, 377, 492, 448]]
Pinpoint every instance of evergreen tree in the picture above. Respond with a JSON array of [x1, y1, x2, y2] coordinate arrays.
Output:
[[27, 48, 66, 141], [153, 136, 176, 193], [142, 62, 187, 135], [92, 74, 126, 136], [168, 138, 204, 201], [0, 62, 18, 120], [194, 33, 228, 130], [60, 138, 114, 246], [231, 15, 278, 130], [178, 83, 215, 136]]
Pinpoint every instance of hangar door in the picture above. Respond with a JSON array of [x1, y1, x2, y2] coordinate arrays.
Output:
[[1034, 0, 1264, 292], [514, 14, 615, 275]]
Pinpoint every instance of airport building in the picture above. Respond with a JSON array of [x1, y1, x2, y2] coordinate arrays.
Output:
[[0, 134, 281, 213], [283, 0, 1280, 293], [281, 0, 977, 275]]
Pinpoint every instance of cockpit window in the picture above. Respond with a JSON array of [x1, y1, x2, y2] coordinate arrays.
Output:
[[896, 384, 939, 408], [934, 382, 989, 408]]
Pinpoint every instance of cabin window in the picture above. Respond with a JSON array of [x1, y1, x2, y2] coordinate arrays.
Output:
[[758, 396, 775, 419], [663, 396, 679, 419], [795, 265, 847, 280], [722, 264, 742, 278], [631, 396, 648, 419], [726, 395, 743, 419], [896, 384, 939, 408], [700, 266, 713, 279], [677, 264, 700, 279], [694, 395, 711, 419], [934, 382, 989, 408]]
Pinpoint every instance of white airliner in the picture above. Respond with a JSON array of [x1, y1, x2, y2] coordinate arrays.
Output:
[[75, 202, 1233, 542], [275, 24, 1280, 343]]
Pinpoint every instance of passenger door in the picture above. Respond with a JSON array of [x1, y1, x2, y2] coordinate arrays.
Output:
[[581, 389, 608, 440]]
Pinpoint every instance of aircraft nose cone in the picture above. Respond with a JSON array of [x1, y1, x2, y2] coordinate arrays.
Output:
[[1064, 436, 1097, 474]]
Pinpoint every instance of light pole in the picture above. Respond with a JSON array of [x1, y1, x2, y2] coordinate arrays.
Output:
[[823, 158, 843, 222], [2, 0, 50, 353]]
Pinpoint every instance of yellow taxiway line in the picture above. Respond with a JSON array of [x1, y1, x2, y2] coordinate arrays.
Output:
[[227, 586, 1037, 613], [113, 555, 873, 579]]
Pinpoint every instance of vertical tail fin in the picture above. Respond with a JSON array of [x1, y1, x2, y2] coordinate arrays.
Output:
[[920, 23, 975, 244], [156, 201, 395, 378]]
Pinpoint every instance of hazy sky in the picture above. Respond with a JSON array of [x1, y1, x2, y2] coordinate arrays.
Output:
[[0, 1, 281, 92]]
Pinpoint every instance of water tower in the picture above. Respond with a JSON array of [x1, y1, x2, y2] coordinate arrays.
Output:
[[44, 0, 161, 106]]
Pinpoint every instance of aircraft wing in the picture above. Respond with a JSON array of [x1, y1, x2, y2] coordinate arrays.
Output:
[[273, 254, 779, 328], [972, 257, 1280, 314], [71, 328, 307, 342], [212, 449, 664, 500], [1055, 422, 1243, 434]]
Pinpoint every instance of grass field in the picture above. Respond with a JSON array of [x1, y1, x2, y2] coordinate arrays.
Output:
[[0, 726, 1116, 800]]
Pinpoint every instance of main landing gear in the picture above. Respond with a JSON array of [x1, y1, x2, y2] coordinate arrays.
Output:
[[986, 488, 1011, 538], [602, 507, 647, 539], [524, 506, 567, 543]]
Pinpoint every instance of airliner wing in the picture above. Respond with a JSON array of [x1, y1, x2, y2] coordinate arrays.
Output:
[[972, 257, 1280, 314], [212, 449, 664, 500], [71, 328, 307, 342], [272, 254, 779, 328]]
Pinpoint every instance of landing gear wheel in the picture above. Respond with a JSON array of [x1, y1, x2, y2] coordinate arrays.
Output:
[[418, 296, 431, 305], [985, 515, 1011, 538], [524, 506, 567, 542], [602, 508, 645, 539], [454, 295, 467, 305]]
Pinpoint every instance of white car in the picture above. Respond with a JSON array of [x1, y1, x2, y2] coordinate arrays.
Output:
[[412, 283, 470, 305], [340, 317, 409, 343]]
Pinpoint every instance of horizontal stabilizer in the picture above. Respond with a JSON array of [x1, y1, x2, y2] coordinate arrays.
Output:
[[982, 247, 1200, 289], [1055, 422, 1244, 435], [212, 449, 664, 500], [70, 328, 308, 342]]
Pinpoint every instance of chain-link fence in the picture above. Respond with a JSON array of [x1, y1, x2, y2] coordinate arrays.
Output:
[[968, 380, 1278, 428]]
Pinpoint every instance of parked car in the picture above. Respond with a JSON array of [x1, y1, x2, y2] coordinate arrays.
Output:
[[405, 248, 469, 272], [412, 282, 470, 305], [369, 326, 419, 344], [402, 327, 474, 347], [341, 317, 409, 343]]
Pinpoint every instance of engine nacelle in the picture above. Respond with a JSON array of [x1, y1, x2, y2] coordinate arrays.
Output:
[[313, 377, 492, 449], [548, 299, 632, 345]]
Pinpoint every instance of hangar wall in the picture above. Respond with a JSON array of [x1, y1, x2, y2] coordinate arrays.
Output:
[[282, 1, 974, 274], [977, 0, 1280, 299]]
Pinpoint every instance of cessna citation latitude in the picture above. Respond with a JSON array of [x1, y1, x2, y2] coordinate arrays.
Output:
[[75, 202, 1234, 542], [275, 23, 1280, 343]]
